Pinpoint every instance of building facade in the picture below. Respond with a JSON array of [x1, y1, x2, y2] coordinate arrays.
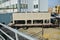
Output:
[[0, 0, 48, 13]]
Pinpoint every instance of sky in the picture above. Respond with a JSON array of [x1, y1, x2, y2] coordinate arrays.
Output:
[[48, 0, 60, 8]]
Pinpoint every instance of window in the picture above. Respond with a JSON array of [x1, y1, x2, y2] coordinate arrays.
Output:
[[6, 4, 17, 9], [20, 4, 28, 9], [6, 6, 9, 9], [34, 5, 38, 8], [27, 20, 31, 24], [16, 4, 17, 8], [55, 6, 57, 8], [7, 0, 9, 1], [33, 20, 43, 24], [13, 4, 17, 8], [45, 20, 49, 23], [15, 20, 25, 24]]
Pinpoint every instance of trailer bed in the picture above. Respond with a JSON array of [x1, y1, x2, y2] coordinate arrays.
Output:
[[9, 23, 58, 28]]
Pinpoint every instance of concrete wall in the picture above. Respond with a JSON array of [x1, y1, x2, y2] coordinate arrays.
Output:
[[39, 0, 48, 11]]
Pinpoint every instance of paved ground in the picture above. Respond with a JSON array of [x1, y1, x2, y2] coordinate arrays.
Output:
[[18, 27, 60, 40]]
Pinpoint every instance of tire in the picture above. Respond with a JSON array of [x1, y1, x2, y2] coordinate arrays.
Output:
[[13, 26, 20, 29], [23, 27, 28, 30]]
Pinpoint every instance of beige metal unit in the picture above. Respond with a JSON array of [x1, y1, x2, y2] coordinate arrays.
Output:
[[8, 12, 52, 29], [7, 12, 53, 30], [12, 13, 51, 25]]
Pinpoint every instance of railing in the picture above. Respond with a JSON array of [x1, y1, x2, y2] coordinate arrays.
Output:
[[0, 23, 39, 40], [0, 35, 5, 40], [0, 29, 14, 40]]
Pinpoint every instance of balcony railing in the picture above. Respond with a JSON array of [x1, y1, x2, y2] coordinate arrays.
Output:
[[0, 23, 39, 40]]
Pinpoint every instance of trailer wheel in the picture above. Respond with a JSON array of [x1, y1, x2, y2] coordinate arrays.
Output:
[[23, 27, 28, 30], [12, 26, 20, 29], [2, 22, 5, 24]]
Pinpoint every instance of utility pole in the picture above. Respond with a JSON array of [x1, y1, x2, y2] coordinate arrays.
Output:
[[42, 20, 44, 40]]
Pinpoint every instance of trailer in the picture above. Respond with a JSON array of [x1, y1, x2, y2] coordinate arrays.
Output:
[[8, 13, 52, 29], [8, 12, 59, 29]]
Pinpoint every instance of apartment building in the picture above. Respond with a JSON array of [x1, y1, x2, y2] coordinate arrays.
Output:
[[0, 0, 48, 13], [0, 0, 60, 13]]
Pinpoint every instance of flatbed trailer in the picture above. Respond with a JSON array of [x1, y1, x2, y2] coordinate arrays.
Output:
[[10, 24, 58, 28], [8, 13, 58, 29]]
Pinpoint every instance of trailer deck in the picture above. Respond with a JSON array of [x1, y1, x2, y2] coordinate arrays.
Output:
[[9, 23, 58, 28]]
